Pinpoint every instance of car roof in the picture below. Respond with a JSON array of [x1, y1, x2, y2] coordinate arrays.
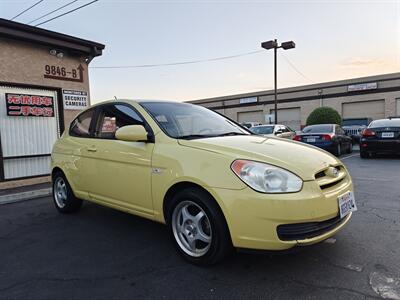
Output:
[[87, 99, 184, 108], [304, 124, 335, 127]]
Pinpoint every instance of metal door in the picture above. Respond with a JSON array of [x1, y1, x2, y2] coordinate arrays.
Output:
[[0, 85, 60, 181]]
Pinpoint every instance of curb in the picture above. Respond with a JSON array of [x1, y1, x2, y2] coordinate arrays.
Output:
[[0, 188, 52, 205]]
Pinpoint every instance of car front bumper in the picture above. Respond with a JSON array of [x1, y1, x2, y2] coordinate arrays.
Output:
[[211, 174, 354, 251]]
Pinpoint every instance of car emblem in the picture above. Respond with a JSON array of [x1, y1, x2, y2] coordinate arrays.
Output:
[[327, 167, 339, 178]]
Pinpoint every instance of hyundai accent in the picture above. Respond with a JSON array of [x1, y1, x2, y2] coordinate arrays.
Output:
[[51, 100, 356, 265]]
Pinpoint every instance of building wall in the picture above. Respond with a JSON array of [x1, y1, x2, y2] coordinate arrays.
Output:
[[0, 37, 93, 189], [191, 73, 400, 129], [0, 37, 91, 127]]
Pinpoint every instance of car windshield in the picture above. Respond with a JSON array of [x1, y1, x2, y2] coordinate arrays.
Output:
[[250, 126, 274, 134], [140, 102, 250, 139], [302, 124, 334, 133], [342, 119, 369, 126], [369, 119, 400, 128]]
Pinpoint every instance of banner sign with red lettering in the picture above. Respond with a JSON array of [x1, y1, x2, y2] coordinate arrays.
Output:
[[5, 93, 55, 117]]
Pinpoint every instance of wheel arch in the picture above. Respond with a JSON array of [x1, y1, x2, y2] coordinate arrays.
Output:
[[51, 166, 64, 180], [162, 181, 229, 227]]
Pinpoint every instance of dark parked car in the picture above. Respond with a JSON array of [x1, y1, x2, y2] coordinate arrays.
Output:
[[294, 124, 352, 156], [359, 117, 400, 158], [342, 118, 372, 143]]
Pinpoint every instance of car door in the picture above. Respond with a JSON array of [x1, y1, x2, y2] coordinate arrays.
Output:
[[66, 107, 98, 198], [339, 125, 352, 148], [335, 125, 347, 149], [85, 103, 155, 216]]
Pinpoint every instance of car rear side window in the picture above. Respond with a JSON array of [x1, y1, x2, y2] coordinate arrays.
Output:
[[95, 104, 144, 139], [70, 109, 95, 138]]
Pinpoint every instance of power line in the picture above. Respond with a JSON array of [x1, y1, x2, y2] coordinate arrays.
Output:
[[27, 0, 79, 25], [34, 0, 99, 26], [90, 50, 264, 69], [280, 52, 314, 83], [11, 0, 45, 21]]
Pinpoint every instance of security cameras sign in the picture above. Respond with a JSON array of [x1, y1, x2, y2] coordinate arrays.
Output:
[[63, 90, 88, 110]]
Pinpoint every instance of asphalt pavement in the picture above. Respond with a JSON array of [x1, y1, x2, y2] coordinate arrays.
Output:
[[0, 154, 399, 300]]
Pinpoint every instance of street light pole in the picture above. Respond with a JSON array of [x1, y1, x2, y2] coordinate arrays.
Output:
[[261, 39, 295, 125]]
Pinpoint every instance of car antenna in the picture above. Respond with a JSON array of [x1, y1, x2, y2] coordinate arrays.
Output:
[[114, 96, 118, 101]]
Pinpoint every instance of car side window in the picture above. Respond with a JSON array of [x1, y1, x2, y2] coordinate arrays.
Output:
[[94, 104, 145, 139], [70, 109, 95, 138]]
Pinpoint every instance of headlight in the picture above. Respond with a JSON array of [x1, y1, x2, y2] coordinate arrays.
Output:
[[231, 160, 303, 193]]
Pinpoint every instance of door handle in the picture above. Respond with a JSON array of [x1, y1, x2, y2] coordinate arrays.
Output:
[[87, 146, 97, 152]]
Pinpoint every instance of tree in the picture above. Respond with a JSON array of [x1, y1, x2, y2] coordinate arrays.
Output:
[[306, 107, 342, 126]]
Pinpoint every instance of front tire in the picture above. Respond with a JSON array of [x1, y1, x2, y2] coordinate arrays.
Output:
[[167, 187, 232, 266], [52, 171, 82, 214]]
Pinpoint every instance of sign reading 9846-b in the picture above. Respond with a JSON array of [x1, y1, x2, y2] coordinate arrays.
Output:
[[44, 64, 84, 83]]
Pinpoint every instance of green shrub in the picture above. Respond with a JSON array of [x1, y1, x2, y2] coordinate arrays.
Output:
[[306, 107, 342, 126]]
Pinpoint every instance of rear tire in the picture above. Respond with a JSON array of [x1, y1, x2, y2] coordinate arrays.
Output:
[[360, 150, 369, 159], [52, 171, 82, 214], [167, 187, 232, 266]]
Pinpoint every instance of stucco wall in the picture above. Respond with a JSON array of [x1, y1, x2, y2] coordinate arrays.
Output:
[[0, 37, 91, 127], [0, 37, 95, 189]]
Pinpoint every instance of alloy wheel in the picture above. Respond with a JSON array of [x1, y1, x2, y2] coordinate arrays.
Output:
[[54, 177, 67, 208], [171, 200, 212, 257]]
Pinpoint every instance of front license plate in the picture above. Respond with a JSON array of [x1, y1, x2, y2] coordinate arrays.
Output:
[[307, 138, 316, 143], [382, 132, 394, 138], [338, 191, 357, 219]]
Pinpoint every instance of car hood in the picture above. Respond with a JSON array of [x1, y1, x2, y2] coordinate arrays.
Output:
[[178, 135, 340, 181]]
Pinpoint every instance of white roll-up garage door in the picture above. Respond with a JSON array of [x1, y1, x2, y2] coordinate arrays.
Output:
[[237, 110, 263, 123], [0, 85, 60, 180], [271, 107, 301, 131], [342, 100, 385, 120]]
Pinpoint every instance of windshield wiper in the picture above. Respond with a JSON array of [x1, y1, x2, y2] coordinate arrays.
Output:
[[177, 134, 214, 140], [215, 132, 249, 137]]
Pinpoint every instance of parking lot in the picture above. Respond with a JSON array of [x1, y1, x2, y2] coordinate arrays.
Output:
[[0, 153, 399, 300]]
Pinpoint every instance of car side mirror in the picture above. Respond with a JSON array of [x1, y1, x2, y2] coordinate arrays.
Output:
[[275, 130, 283, 135], [115, 125, 148, 142]]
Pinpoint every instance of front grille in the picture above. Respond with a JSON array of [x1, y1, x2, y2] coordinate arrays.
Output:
[[277, 215, 344, 241], [320, 178, 344, 190], [345, 128, 362, 136]]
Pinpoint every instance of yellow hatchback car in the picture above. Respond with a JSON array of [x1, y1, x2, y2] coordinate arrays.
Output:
[[51, 100, 356, 265]]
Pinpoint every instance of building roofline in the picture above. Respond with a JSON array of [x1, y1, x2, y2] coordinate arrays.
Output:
[[189, 72, 400, 104], [0, 18, 105, 59]]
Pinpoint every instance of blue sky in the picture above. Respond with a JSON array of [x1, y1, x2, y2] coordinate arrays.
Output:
[[1, 0, 399, 102]]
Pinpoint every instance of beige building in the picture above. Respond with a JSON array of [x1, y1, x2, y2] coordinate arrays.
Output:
[[0, 18, 104, 188], [190, 72, 400, 131]]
